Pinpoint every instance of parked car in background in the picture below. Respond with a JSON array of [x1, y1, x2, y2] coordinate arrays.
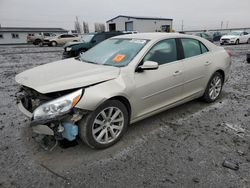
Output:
[[194, 32, 213, 42], [15, 33, 231, 149], [27, 32, 56, 45], [63, 31, 129, 58], [211, 31, 222, 41], [220, 31, 250, 45], [44, 34, 80, 47]]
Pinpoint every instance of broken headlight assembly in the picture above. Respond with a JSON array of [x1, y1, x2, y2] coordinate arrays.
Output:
[[33, 89, 83, 121]]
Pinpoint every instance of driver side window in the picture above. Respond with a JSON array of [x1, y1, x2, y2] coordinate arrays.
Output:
[[142, 39, 177, 65]]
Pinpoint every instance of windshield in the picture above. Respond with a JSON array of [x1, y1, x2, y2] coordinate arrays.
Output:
[[81, 34, 94, 42], [228, 31, 241, 36], [80, 38, 148, 67]]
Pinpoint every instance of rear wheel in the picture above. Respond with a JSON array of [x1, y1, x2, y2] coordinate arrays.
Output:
[[202, 72, 223, 103], [79, 100, 128, 149], [51, 41, 57, 47]]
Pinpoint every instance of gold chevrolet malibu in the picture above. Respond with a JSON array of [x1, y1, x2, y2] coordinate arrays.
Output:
[[15, 33, 231, 149]]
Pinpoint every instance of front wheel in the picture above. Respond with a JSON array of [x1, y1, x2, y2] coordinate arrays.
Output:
[[79, 100, 128, 149], [235, 39, 239, 45], [247, 38, 250, 44], [202, 72, 223, 103]]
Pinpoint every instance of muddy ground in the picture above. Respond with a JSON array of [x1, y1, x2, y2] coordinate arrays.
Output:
[[0, 44, 250, 188]]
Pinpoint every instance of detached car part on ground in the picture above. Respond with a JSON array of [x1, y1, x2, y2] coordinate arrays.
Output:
[[15, 33, 231, 149], [63, 31, 134, 59], [220, 31, 250, 45], [27, 32, 56, 46]]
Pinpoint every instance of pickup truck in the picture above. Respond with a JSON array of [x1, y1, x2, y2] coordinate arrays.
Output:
[[27, 32, 56, 45]]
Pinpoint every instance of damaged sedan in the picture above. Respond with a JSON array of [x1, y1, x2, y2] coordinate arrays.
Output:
[[15, 33, 231, 149]]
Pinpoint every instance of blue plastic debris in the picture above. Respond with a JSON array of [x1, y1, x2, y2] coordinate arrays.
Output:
[[62, 122, 78, 141]]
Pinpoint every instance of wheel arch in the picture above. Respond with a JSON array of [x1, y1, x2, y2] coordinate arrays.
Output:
[[108, 96, 132, 121], [215, 69, 225, 84]]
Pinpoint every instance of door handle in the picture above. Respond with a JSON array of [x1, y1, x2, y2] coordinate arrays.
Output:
[[205, 61, 211, 66], [173, 70, 182, 76]]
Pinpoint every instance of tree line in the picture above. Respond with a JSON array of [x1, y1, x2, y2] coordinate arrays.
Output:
[[74, 16, 106, 33]]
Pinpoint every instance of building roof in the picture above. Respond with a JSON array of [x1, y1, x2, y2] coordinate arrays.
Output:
[[106, 15, 173, 23], [0, 27, 67, 33]]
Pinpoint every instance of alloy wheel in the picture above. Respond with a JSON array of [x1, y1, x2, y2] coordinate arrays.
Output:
[[92, 107, 124, 144], [209, 75, 222, 100]]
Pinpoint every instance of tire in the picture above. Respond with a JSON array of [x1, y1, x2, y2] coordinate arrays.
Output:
[[220, 43, 224, 46], [235, 39, 239, 45], [247, 38, 250, 44], [78, 48, 87, 56], [51, 41, 57, 47], [79, 100, 128, 149], [202, 72, 223, 103], [38, 41, 43, 47], [34, 39, 42, 45]]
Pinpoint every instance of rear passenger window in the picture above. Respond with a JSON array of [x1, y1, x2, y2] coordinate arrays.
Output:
[[200, 42, 208, 53], [181, 38, 201, 58], [143, 39, 177, 65]]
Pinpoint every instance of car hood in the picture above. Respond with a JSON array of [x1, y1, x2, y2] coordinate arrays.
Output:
[[15, 58, 120, 94], [221, 35, 239, 39], [64, 41, 83, 48]]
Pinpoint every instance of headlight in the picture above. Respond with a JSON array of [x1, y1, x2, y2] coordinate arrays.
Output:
[[33, 89, 82, 120], [66, 47, 72, 51]]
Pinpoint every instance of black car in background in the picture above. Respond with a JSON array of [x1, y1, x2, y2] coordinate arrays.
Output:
[[63, 31, 131, 58], [212, 31, 222, 41]]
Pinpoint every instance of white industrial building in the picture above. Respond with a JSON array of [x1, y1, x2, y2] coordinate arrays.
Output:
[[0, 27, 67, 45], [106, 15, 173, 33]]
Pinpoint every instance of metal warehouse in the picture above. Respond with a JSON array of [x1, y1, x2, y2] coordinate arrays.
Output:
[[0, 27, 67, 45], [106, 15, 173, 32]]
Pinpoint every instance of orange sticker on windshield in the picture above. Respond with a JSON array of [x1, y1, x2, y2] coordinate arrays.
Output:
[[112, 54, 126, 63]]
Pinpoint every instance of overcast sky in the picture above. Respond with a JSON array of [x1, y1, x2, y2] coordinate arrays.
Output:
[[0, 0, 249, 31]]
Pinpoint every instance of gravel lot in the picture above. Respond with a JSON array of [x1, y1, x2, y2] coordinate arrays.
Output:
[[0, 43, 250, 188]]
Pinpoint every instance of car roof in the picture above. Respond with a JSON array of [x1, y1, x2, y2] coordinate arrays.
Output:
[[113, 32, 197, 40]]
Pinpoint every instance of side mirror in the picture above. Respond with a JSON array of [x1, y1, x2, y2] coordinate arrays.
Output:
[[137, 61, 159, 72]]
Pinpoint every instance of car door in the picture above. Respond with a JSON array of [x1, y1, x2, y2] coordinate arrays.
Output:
[[58, 34, 66, 45], [67, 34, 77, 43], [133, 38, 184, 118], [179, 38, 210, 98]]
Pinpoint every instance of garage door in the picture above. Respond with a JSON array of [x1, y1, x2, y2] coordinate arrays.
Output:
[[125, 22, 133, 31]]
